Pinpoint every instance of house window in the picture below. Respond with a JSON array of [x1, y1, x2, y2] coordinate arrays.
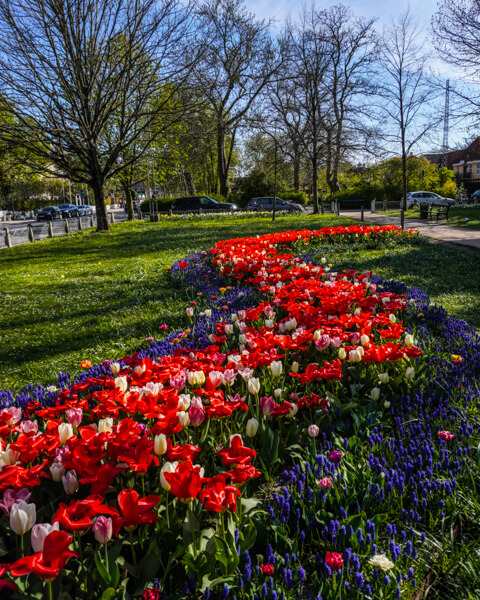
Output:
[[468, 164, 472, 174], [455, 166, 459, 174], [476, 164, 480, 175]]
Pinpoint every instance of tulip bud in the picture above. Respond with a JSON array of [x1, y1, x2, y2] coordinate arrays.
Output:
[[98, 418, 114, 434], [348, 349, 362, 363], [177, 411, 190, 429], [134, 363, 146, 375], [110, 362, 121, 376], [189, 406, 205, 427], [405, 333, 414, 347], [291, 361, 299, 373], [260, 396, 275, 416], [269, 361, 283, 377], [360, 334, 370, 346], [378, 372, 390, 384], [66, 408, 83, 428], [187, 370, 204, 387], [93, 516, 113, 544], [338, 348, 346, 360], [313, 329, 322, 340], [384, 400, 391, 409], [31, 522, 59, 553], [186, 307, 194, 317], [317, 477, 333, 489], [405, 367, 415, 381], [246, 418, 259, 438], [225, 324, 234, 335], [238, 310, 246, 320], [274, 388, 282, 398], [204, 309, 212, 318], [248, 378, 261, 396], [49, 461, 66, 482], [114, 376, 128, 392], [370, 387, 380, 402], [264, 319, 274, 329], [10, 501, 36, 535], [62, 470, 79, 495], [238, 334, 247, 345], [154, 434, 168, 456], [58, 422, 74, 444], [389, 313, 397, 323]]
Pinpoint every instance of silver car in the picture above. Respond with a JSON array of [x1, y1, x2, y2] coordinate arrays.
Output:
[[406, 191, 456, 209]]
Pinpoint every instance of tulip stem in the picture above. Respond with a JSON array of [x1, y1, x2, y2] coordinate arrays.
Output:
[[19, 534, 24, 557], [104, 542, 109, 572], [47, 580, 53, 600], [129, 530, 138, 574]]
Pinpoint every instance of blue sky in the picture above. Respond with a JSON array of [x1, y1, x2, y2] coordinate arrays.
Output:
[[245, 0, 437, 32]]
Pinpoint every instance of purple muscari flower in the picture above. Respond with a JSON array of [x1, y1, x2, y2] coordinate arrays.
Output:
[[291, 553, 296, 564], [355, 572, 364, 588], [408, 567, 415, 578], [299, 530, 306, 545], [298, 566, 306, 582], [384, 575, 390, 585], [395, 587, 401, 598], [223, 584, 230, 598], [262, 584, 268, 598], [268, 578, 274, 590], [340, 507, 347, 519], [205, 588, 211, 599], [272, 593, 277, 600], [365, 584, 372, 596]]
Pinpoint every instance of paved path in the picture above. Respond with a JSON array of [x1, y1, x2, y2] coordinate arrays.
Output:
[[345, 210, 480, 252]]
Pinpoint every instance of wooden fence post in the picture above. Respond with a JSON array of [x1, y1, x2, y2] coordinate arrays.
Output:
[[65, 219, 70, 234], [28, 224, 35, 242], [48, 221, 54, 238], [4, 227, 12, 248], [90, 215, 94, 227], [110, 212, 114, 224], [78, 216, 82, 230]]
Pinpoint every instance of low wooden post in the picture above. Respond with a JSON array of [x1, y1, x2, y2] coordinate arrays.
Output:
[[48, 221, 54, 238], [28, 224, 35, 242], [110, 212, 114, 224], [65, 219, 70, 234], [90, 215, 94, 227], [78, 216, 82, 230], [4, 227, 12, 248]]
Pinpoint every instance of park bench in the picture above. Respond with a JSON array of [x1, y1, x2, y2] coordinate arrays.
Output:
[[428, 203, 450, 222]]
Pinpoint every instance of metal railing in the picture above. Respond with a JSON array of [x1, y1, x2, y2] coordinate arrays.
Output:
[[1, 213, 128, 249]]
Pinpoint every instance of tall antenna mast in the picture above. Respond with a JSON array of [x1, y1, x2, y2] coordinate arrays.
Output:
[[442, 79, 450, 167]]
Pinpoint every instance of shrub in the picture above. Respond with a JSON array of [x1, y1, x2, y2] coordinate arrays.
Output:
[[139, 197, 176, 213], [277, 191, 308, 206]]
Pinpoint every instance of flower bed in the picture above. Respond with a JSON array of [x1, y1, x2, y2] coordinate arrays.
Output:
[[0, 224, 477, 600]]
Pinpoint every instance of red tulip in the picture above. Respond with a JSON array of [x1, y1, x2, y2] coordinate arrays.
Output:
[[325, 551, 343, 571], [163, 461, 205, 503], [117, 488, 160, 531], [10, 530, 77, 580], [217, 435, 256, 467], [198, 475, 240, 513]]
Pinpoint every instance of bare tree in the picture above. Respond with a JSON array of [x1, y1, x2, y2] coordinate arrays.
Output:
[[322, 6, 376, 195], [0, 0, 195, 231], [192, 0, 280, 197], [378, 10, 440, 211], [281, 6, 331, 214]]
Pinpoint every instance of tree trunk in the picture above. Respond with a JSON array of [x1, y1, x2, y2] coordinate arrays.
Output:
[[120, 176, 135, 221], [312, 151, 319, 214], [217, 125, 229, 197], [293, 146, 300, 192], [92, 178, 110, 232], [184, 170, 196, 195]]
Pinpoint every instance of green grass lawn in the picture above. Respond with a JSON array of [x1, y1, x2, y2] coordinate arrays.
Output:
[[2, 213, 480, 393], [378, 204, 480, 229]]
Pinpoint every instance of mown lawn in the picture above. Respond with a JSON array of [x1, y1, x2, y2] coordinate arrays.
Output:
[[2, 212, 480, 393], [378, 204, 480, 229]]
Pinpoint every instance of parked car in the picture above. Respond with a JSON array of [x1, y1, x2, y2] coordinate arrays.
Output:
[[77, 205, 93, 216], [471, 190, 480, 202], [36, 206, 62, 221], [58, 203, 80, 218], [247, 197, 305, 213], [406, 191, 456, 209], [171, 196, 238, 212]]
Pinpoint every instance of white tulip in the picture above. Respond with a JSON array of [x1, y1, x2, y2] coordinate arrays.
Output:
[[10, 501, 36, 535], [270, 361, 283, 377], [154, 434, 168, 456], [246, 418, 259, 438], [31, 522, 59, 553], [58, 423, 74, 444]]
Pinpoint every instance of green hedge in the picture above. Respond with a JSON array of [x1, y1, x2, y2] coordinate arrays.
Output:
[[277, 191, 308, 206], [139, 198, 176, 213]]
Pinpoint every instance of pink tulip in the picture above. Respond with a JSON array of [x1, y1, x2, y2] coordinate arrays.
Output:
[[189, 405, 205, 427], [308, 424, 320, 438], [260, 396, 275, 417], [0, 488, 32, 516], [330, 450, 343, 464], [317, 477, 333, 489], [66, 408, 83, 428], [93, 516, 113, 544], [315, 334, 331, 351], [0, 407, 22, 425], [19, 420, 38, 434]]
